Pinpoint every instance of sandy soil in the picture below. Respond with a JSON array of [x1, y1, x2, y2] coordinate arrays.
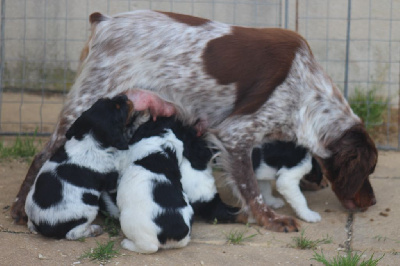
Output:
[[1, 151, 400, 265]]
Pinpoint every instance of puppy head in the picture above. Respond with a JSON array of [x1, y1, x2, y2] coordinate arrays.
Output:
[[320, 124, 377, 211], [66, 94, 134, 150], [181, 127, 213, 170]]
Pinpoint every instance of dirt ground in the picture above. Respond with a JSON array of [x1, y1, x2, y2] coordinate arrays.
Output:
[[1, 151, 400, 266], [1, 92, 400, 265]]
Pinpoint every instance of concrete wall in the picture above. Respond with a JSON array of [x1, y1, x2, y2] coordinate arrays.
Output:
[[0, 0, 283, 92]]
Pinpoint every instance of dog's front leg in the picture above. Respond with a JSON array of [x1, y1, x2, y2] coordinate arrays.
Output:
[[217, 137, 299, 232]]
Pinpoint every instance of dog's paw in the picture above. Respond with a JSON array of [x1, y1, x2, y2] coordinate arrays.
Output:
[[298, 210, 321, 223], [263, 215, 300, 233], [11, 199, 28, 225]]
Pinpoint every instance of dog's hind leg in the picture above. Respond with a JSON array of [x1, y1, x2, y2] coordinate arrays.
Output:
[[210, 117, 299, 232]]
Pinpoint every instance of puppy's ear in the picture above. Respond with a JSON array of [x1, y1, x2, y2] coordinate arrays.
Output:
[[65, 125, 75, 140], [103, 123, 129, 150], [183, 129, 212, 170], [112, 134, 129, 150], [65, 116, 89, 140]]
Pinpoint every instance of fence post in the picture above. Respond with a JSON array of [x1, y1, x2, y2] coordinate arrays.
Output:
[[0, 0, 6, 132], [398, 68, 400, 150], [343, 0, 352, 99], [284, 0, 289, 29]]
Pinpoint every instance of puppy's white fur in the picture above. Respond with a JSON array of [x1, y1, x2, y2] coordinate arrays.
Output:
[[117, 130, 193, 253], [26, 135, 118, 239], [180, 159, 217, 204], [256, 153, 321, 223]]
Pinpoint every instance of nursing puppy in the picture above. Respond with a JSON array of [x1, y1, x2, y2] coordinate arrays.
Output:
[[25, 95, 132, 239], [13, 11, 377, 233], [252, 141, 323, 222], [117, 117, 193, 253], [106, 116, 244, 253]]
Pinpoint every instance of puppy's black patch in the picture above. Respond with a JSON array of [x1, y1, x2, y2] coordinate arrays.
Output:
[[260, 141, 308, 169], [130, 116, 213, 171], [103, 171, 119, 191], [251, 147, 262, 170], [153, 182, 187, 209], [154, 212, 190, 244], [192, 194, 240, 223], [33, 172, 63, 209], [56, 164, 105, 190], [50, 146, 68, 163], [82, 193, 99, 206], [182, 131, 212, 170], [129, 117, 177, 144], [32, 218, 88, 239], [66, 95, 130, 150], [306, 157, 323, 185], [134, 148, 182, 188]]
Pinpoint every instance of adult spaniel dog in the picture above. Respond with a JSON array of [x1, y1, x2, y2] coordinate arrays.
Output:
[[13, 11, 377, 232]]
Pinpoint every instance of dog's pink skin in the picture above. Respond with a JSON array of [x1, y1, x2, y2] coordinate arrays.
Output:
[[126, 90, 176, 121]]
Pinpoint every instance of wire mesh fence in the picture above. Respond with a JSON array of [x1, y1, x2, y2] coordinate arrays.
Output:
[[0, 0, 399, 150]]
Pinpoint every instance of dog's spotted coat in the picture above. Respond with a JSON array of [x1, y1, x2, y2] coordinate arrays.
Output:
[[13, 11, 377, 232]]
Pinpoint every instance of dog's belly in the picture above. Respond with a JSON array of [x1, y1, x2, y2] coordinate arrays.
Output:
[[85, 12, 237, 127]]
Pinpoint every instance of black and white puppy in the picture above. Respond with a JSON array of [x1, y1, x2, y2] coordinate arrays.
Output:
[[252, 141, 323, 223], [117, 116, 193, 253], [25, 95, 133, 239], [109, 116, 244, 253]]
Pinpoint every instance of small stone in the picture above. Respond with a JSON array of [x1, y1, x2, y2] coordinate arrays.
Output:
[[379, 212, 388, 217]]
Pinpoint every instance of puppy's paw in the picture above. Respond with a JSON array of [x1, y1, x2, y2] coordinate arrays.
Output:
[[298, 210, 321, 223], [265, 198, 285, 209], [89, 225, 103, 237], [121, 239, 158, 254]]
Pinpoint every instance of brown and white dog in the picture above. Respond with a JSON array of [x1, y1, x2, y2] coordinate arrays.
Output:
[[12, 10, 377, 232]]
